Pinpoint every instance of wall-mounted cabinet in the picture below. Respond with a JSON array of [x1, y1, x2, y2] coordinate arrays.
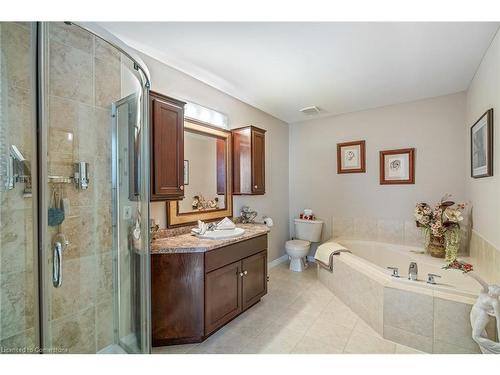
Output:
[[232, 126, 266, 195], [150, 91, 185, 201]]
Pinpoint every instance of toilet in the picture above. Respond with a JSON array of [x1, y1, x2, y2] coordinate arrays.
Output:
[[285, 218, 323, 272]]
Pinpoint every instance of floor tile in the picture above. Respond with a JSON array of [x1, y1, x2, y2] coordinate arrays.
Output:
[[344, 332, 396, 354]]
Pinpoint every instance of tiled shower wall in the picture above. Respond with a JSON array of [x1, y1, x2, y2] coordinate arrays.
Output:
[[0, 22, 36, 351], [45, 22, 121, 353]]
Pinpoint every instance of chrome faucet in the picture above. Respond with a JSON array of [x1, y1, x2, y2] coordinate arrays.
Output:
[[408, 262, 418, 281]]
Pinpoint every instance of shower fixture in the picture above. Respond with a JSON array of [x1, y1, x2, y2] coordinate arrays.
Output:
[[2, 144, 32, 193]]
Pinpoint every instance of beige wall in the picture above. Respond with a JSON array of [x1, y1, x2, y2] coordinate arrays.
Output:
[[142, 53, 290, 262], [465, 29, 500, 251], [289, 92, 467, 244]]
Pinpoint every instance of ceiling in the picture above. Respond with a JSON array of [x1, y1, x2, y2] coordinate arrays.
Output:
[[99, 22, 499, 123]]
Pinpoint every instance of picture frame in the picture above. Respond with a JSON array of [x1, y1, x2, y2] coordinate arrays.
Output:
[[379, 148, 415, 184], [337, 140, 366, 174], [183, 160, 189, 185], [471, 109, 494, 178]]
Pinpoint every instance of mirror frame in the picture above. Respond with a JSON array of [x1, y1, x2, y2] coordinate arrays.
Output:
[[166, 119, 233, 227]]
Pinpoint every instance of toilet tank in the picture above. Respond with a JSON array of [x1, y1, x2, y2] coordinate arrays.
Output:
[[294, 218, 323, 242]]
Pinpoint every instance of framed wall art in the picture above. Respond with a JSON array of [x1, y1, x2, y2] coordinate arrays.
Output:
[[337, 140, 366, 174], [380, 148, 415, 184], [471, 108, 493, 178]]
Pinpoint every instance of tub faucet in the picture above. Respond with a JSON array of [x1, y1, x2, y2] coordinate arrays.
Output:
[[408, 262, 418, 281]]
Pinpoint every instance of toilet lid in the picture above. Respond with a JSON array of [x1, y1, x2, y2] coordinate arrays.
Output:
[[286, 239, 310, 250]]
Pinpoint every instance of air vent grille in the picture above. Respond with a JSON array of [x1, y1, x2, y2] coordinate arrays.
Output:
[[299, 106, 321, 115]]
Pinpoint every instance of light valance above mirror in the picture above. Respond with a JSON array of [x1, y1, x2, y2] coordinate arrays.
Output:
[[166, 119, 232, 227]]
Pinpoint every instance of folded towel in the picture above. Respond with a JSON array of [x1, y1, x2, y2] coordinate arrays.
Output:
[[314, 241, 351, 272], [192, 220, 208, 235], [216, 217, 236, 230]]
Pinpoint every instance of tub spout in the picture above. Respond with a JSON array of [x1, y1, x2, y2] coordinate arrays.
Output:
[[408, 262, 418, 281]]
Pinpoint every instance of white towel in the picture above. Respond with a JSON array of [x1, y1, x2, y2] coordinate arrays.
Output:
[[314, 241, 348, 264], [216, 217, 236, 230]]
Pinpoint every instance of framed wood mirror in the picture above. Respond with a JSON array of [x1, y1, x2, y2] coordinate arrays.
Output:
[[166, 119, 232, 227]]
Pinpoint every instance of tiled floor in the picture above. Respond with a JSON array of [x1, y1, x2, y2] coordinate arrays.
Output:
[[153, 262, 423, 354]]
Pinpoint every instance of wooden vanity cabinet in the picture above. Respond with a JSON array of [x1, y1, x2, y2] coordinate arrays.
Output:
[[232, 126, 266, 195], [150, 91, 185, 201], [151, 234, 268, 346]]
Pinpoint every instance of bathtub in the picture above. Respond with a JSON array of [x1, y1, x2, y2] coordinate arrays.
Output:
[[317, 239, 497, 353]]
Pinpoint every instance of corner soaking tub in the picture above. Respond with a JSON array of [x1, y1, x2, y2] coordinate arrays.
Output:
[[317, 239, 497, 354]]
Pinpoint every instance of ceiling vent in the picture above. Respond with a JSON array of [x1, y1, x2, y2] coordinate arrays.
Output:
[[299, 106, 321, 115]]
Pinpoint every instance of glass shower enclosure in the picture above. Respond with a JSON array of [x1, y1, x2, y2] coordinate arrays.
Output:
[[0, 22, 151, 354]]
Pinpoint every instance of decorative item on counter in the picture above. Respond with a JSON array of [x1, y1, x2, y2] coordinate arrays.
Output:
[[191, 220, 208, 235], [414, 194, 466, 261], [462, 272, 500, 353], [191, 194, 219, 211], [216, 217, 236, 230], [263, 216, 274, 228], [240, 206, 258, 223], [48, 186, 65, 227], [299, 208, 316, 220], [442, 259, 474, 273]]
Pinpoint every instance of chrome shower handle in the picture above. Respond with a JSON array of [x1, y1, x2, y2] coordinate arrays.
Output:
[[53, 241, 63, 288]]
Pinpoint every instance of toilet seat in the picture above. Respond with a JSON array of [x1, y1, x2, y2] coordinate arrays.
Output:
[[285, 239, 310, 250]]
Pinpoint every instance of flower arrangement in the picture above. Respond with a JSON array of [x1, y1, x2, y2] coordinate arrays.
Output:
[[191, 194, 219, 211], [442, 259, 474, 273], [414, 194, 465, 262]]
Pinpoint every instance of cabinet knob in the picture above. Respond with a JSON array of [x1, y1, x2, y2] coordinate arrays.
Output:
[[243, 270, 248, 275], [254, 185, 258, 189], [180, 185, 184, 190], [239, 272, 244, 277]]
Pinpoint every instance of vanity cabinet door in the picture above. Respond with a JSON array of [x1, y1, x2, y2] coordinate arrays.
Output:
[[205, 261, 243, 335], [241, 251, 267, 310], [150, 91, 185, 201]]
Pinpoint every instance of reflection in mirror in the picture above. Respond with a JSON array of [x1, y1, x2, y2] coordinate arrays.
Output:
[[178, 129, 226, 214]]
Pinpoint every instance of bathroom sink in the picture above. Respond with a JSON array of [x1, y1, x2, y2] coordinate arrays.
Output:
[[195, 227, 245, 240]]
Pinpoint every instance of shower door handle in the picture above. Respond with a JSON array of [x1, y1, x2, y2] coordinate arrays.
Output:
[[52, 241, 63, 288]]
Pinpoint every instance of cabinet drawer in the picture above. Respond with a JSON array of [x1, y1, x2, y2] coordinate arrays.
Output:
[[205, 234, 267, 273]]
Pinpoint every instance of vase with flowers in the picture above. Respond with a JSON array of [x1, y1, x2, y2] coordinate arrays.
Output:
[[414, 194, 465, 262]]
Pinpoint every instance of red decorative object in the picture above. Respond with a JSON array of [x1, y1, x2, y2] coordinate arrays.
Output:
[[442, 259, 474, 273]]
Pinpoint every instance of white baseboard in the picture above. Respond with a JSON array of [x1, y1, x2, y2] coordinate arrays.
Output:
[[268, 254, 289, 269]]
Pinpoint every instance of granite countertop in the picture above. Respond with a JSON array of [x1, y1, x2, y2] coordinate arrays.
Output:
[[151, 224, 270, 254]]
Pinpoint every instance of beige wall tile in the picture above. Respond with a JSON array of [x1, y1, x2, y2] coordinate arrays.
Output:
[[377, 219, 404, 244], [404, 219, 422, 246], [49, 22, 93, 54], [333, 217, 355, 238], [95, 58, 121, 108], [354, 218, 378, 240], [1, 23, 32, 89], [383, 325, 433, 353], [0, 328, 36, 353], [96, 300, 113, 351], [95, 37, 120, 63], [51, 307, 96, 353], [433, 339, 478, 354], [384, 287, 434, 337], [50, 256, 97, 320], [0, 271, 35, 340], [434, 298, 480, 353], [49, 41, 92, 105]]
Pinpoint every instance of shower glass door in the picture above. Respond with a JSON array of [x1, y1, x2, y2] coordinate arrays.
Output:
[[38, 22, 150, 354], [0, 22, 38, 353]]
